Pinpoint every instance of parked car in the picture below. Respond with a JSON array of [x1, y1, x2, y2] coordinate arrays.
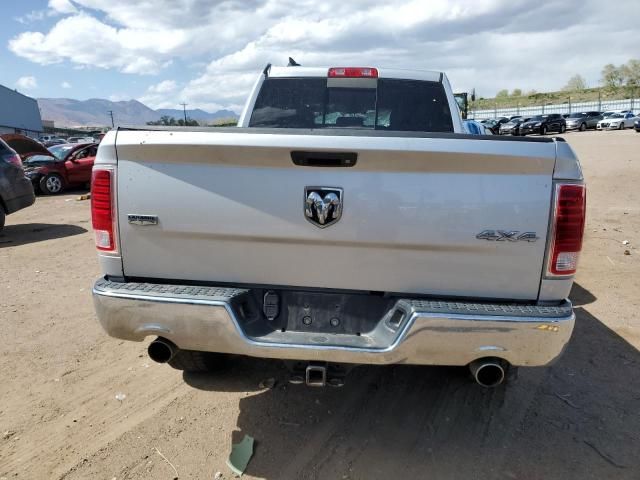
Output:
[[0, 138, 35, 231], [499, 117, 530, 136], [463, 119, 493, 135], [91, 64, 585, 389], [565, 112, 602, 131], [519, 114, 566, 135], [596, 112, 636, 130], [22, 143, 98, 194], [67, 136, 95, 144], [1, 135, 97, 194], [601, 110, 631, 118], [480, 118, 509, 134], [43, 138, 67, 147], [0, 133, 53, 159], [635, 118, 640, 132], [479, 119, 500, 134]]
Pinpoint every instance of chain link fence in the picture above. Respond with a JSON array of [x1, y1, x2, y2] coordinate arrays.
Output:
[[470, 98, 640, 119]]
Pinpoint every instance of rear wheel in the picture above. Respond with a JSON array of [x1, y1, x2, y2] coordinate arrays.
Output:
[[0, 207, 5, 232], [39, 173, 64, 195], [168, 349, 227, 372]]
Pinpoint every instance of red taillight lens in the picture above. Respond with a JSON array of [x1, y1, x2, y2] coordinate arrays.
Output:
[[91, 169, 116, 252], [549, 184, 586, 275], [328, 67, 378, 78]]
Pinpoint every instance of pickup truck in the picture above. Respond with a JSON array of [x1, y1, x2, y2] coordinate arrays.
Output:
[[91, 65, 586, 388]]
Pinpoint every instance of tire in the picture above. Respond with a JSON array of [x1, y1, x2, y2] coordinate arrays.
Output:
[[579, 123, 586, 131], [560, 124, 566, 133], [0, 207, 5, 232], [540, 125, 547, 135], [39, 173, 64, 195], [168, 349, 226, 372], [619, 123, 624, 130]]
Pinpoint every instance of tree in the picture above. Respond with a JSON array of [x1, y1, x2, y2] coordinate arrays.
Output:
[[510, 88, 522, 97], [562, 74, 587, 91], [621, 59, 640, 87], [146, 115, 198, 127], [601, 64, 624, 88], [495, 89, 509, 98]]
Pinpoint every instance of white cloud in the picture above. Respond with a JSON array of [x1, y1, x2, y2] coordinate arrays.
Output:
[[138, 79, 180, 108], [61, 81, 72, 88], [16, 76, 38, 90], [9, 13, 186, 74], [148, 80, 177, 94], [48, 0, 78, 14], [8, 0, 640, 110]]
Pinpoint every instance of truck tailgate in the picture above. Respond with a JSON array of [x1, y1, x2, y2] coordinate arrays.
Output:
[[114, 130, 556, 300]]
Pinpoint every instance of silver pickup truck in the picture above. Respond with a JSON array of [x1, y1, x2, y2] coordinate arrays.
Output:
[[91, 65, 586, 387]]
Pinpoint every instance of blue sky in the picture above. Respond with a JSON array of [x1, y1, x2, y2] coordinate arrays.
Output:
[[2, 1, 639, 113]]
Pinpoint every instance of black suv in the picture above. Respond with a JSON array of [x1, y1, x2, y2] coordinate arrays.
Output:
[[0, 138, 35, 231], [520, 114, 566, 136]]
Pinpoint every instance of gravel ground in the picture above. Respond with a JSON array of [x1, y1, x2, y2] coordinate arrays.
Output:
[[1, 129, 638, 480]]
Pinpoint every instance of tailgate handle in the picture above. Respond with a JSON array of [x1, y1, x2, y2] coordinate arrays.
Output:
[[291, 151, 357, 167]]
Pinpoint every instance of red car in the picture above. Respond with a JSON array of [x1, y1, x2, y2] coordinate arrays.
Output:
[[0, 134, 97, 195]]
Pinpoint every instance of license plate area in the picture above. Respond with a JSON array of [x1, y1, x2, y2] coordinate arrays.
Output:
[[243, 289, 397, 336], [229, 288, 412, 349]]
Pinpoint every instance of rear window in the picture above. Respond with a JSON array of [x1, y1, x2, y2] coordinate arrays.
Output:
[[249, 77, 453, 132]]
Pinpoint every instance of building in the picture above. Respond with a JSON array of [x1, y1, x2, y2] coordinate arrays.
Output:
[[0, 84, 43, 138]]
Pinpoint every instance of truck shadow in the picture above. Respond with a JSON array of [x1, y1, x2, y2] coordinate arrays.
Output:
[[0, 223, 87, 248], [184, 283, 639, 479]]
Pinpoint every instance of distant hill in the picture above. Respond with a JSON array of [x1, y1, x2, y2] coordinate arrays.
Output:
[[37, 98, 237, 127], [156, 108, 237, 122]]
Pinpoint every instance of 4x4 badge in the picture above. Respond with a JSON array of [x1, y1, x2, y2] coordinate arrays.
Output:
[[476, 230, 538, 242]]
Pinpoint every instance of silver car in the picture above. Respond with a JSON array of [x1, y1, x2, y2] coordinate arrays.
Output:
[[597, 112, 637, 130], [565, 111, 602, 131]]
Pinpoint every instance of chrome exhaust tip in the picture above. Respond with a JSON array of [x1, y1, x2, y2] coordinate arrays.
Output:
[[148, 337, 178, 364], [469, 358, 507, 387]]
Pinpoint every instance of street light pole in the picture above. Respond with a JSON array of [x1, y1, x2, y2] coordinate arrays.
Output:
[[180, 103, 188, 124], [108, 110, 114, 128]]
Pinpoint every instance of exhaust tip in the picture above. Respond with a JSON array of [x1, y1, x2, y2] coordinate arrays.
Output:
[[148, 338, 176, 364], [469, 358, 507, 387]]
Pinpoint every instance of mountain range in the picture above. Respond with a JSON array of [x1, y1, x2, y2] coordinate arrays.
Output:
[[37, 98, 237, 127]]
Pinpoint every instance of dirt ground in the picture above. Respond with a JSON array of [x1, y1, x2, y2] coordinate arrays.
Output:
[[1, 129, 639, 480]]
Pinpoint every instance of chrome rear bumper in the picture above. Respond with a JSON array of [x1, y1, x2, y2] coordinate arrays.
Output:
[[92, 278, 575, 367]]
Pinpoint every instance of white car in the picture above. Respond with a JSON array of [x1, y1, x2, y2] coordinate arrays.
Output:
[[597, 112, 636, 130]]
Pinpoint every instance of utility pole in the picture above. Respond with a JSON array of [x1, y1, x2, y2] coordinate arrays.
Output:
[[180, 103, 188, 124], [108, 110, 114, 128]]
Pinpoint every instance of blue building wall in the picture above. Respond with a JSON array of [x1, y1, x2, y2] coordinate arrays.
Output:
[[0, 84, 43, 137]]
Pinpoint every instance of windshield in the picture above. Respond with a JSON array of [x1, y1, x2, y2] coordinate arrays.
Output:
[[48, 144, 77, 160], [608, 113, 623, 118], [529, 115, 547, 121], [24, 154, 56, 164], [249, 77, 454, 132], [568, 113, 587, 118]]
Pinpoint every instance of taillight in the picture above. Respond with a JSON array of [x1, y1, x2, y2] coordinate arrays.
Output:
[[3, 153, 23, 169], [328, 67, 378, 78], [548, 184, 586, 276], [91, 168, 117, 252]]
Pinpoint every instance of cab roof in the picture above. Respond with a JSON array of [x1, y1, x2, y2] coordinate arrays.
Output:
[[268, 66, 443, 83]]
